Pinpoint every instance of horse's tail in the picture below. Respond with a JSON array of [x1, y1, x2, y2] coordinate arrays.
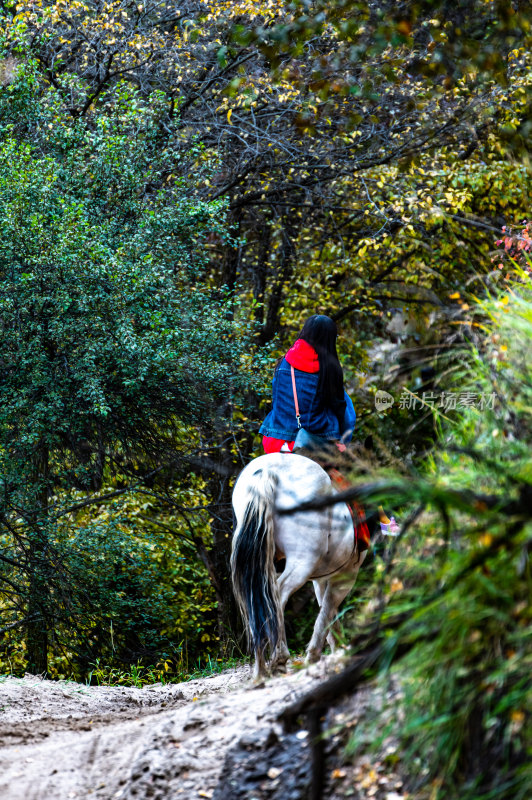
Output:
[[231, 467, 282, 661]]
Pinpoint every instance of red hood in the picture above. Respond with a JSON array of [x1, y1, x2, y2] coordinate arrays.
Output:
[[285, 339, 319, 373]]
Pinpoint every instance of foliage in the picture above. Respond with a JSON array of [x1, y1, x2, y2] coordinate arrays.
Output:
[[341, 275, 531, 799], [2, 1, 531, 349], [0, 509, 216, 679], [494, 220, 532, 274], [0, 62, 252, 675], [86, 653, 245, 688]]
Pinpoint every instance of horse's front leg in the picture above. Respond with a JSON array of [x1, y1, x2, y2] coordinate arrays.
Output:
[[313, 552, 367, 655]]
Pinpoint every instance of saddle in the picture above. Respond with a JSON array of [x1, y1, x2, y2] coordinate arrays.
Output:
[[328, 467, 371, 552]]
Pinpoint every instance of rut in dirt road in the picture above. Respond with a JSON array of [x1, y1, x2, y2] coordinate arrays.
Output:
[[0, 662, 337, 800]]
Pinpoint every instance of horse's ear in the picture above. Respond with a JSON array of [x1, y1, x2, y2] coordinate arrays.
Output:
[[364, 435, 374, 452]]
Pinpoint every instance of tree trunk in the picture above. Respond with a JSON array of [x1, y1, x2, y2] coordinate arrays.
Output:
[[26, 444, 50, 676], [260, 220, 296, 344], [211, 476, 244, 655], [26, 601, 49, 675], [206, 436, 244, 657]]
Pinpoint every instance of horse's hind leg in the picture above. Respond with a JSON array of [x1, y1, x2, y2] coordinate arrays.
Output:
[[271, 633, 290, 672], [313, 579, 343, 653], [306, 578, 356, 664], [252, 647, 268, 683], [270, 564, 310, 671]]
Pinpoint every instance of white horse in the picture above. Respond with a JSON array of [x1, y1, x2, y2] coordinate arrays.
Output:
[[231, 452, 367, 681]]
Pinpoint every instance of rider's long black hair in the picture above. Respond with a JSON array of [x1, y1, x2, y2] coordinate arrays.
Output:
[[298, 314, 344, 409]]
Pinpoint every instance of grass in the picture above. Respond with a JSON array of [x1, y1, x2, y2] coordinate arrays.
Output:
[[86, 653, 248, 688]]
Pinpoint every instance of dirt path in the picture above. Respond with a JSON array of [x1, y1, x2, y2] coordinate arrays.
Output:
[[0, 658, 354, 800]]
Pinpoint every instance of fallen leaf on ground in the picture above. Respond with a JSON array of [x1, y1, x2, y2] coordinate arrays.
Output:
[[332, 768, 347, 779]]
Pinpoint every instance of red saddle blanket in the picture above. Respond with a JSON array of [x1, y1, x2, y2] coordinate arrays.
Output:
[[328, 468, 371, 552]]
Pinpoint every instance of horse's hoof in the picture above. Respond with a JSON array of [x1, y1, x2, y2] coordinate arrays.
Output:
[[305, 649, 321, 664]]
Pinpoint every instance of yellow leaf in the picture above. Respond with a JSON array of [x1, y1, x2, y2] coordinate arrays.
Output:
[[227, 108, 232, 125], [332, 769, 347, 779]]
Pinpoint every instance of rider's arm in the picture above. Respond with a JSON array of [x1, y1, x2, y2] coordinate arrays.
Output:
[[340, 392, 356, 442]]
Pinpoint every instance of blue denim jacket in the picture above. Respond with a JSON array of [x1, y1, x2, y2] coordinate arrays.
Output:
[[259, 357, 356, 442]]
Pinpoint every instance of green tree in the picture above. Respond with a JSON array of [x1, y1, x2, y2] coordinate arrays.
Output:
[[0, 66, 245, 674]]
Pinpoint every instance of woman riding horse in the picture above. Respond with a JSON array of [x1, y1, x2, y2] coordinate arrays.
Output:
[[231, 315, 398, 680], [260, 314, 372, 550], [260, 314, 356, 454]]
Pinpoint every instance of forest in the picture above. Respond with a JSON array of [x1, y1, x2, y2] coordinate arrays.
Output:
[[0, 1, 530, 799]]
